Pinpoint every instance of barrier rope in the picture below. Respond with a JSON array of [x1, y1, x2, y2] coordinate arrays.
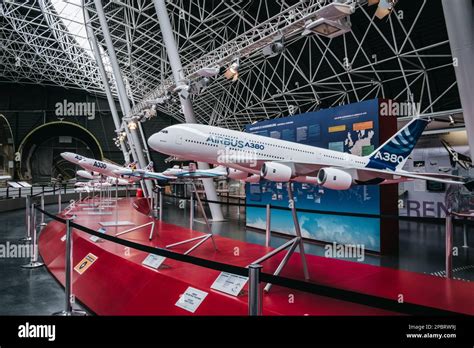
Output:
[[37, 206, 461, 316]]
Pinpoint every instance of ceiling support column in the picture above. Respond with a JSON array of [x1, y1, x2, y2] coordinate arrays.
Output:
[[153, 0, 224, 221], [84, 7, 130, 163], [442, 0, 474, 159], [93, 0, 152, 196]]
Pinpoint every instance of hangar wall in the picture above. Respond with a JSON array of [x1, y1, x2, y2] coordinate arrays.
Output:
[[0, 83, 176, 178]]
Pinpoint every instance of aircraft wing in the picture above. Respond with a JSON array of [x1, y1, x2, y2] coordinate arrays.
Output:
[[348, 166, 473, 190], [144, 171, 176, 181], [174, 168, 228, 179]]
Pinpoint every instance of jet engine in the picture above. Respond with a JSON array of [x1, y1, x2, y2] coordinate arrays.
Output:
[[226, 168, 250, 180], [261, 162, 293, 182], [316, 168, 353, 190], [77, 170, 97, 180]]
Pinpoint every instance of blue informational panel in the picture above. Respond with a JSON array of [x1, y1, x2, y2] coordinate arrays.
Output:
[[245, 99, 383, 252]]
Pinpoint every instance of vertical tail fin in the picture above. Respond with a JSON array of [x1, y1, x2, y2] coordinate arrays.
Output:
[[365, 118, 429, 171]]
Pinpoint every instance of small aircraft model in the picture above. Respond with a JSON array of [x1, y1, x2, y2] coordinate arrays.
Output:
[[61, 152, 140, 182], [115, 162, 229, 181], [441, 139, 473, 171]]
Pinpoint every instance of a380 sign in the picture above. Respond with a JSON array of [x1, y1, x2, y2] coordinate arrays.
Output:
[[374, 151, 404, 164]]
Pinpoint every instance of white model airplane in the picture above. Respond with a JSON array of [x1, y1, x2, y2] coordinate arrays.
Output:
[[441, 139, 473, 171], [61, 152, 140, 182], [163, 163, 228, 179], [75, 176, 130, 188], [148, 118, 474, 191], [115, 162, 228, 181], [114, 162, 176, 181]]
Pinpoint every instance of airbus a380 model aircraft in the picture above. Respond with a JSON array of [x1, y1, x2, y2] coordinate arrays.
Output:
[[148, 118, 474, 191]]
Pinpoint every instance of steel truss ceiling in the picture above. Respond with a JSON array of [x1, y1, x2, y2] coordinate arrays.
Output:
[[0, 0, 461, 130]]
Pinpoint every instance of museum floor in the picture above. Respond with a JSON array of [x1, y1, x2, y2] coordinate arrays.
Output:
[[0, 199, 472, 315]]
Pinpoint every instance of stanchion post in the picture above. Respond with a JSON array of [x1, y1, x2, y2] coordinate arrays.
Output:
[[40, 194, 46, 227], [248, 264, 263, 316], [265, 204, 271, 247], [462, 221, 468, 248], [21, 195, 32, 242], [189, 192, 194, 229], [445, 211, 453, 279], [58, 186, 62, 213], [159, 188, 163, 220], [22, 203, 44, 269], [53, 218, 86, 316]]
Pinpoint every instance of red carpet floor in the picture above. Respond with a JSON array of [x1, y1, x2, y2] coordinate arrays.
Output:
[[38, 198, 474, 316]]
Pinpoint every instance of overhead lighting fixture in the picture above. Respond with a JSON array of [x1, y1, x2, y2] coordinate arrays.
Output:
[[449, 115, 455, 126], [127, 121, 137, 130], [302, 2, 354, 39], [196, 66, 221, 77], [224, 59, 240, 81], [368, 0, 398, 19], [262, 35, 285, 57], [302, 17, 352, 38]]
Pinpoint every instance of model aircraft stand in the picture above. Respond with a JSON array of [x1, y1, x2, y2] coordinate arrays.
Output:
[[53, 217, 87, 316], [249, 183, 310, 292], [166, 181, 217, 255], [115, 181, 156, 240]]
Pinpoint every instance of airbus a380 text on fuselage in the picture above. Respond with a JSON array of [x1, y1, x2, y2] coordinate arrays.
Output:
[[148, 119, 473, 191]]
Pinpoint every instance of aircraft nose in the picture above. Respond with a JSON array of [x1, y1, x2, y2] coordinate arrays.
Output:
[[60, 152, 71, 160], [148, 132, 165, 152]]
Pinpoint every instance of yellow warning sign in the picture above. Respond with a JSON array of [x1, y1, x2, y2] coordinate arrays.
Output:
[[74, 253, 98, 275]]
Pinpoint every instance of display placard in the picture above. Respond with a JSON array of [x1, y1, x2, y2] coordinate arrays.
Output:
[[74, 253, 98, 275], [210, 272, 248, 297], [89, 227, 107, 243], [175, 287, 208, 313], [142, 254, 166, 270]]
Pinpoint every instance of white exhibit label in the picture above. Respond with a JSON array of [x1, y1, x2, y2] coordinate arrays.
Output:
[[90, 227, 107, 243], [210, 272, 248, 297], [142, 254, 166, 270], [175, 287, 208, 313]]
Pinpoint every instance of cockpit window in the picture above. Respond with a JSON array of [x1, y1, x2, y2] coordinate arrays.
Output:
[[161, 130, 168, 134]]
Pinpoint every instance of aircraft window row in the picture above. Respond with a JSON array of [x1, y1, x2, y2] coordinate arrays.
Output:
[[209, 132, 239, 140], [323, 154, 344, 161], [185, 139, 218, 147]]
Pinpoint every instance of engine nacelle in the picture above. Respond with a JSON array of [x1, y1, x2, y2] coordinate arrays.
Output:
[[316, 168, 353, 190], [261, 162, 293, 182], [77, 170, 97, 180], [227, 168, 249, 180], [292, 176, 319, 184], [244, 174, 261, 183]]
